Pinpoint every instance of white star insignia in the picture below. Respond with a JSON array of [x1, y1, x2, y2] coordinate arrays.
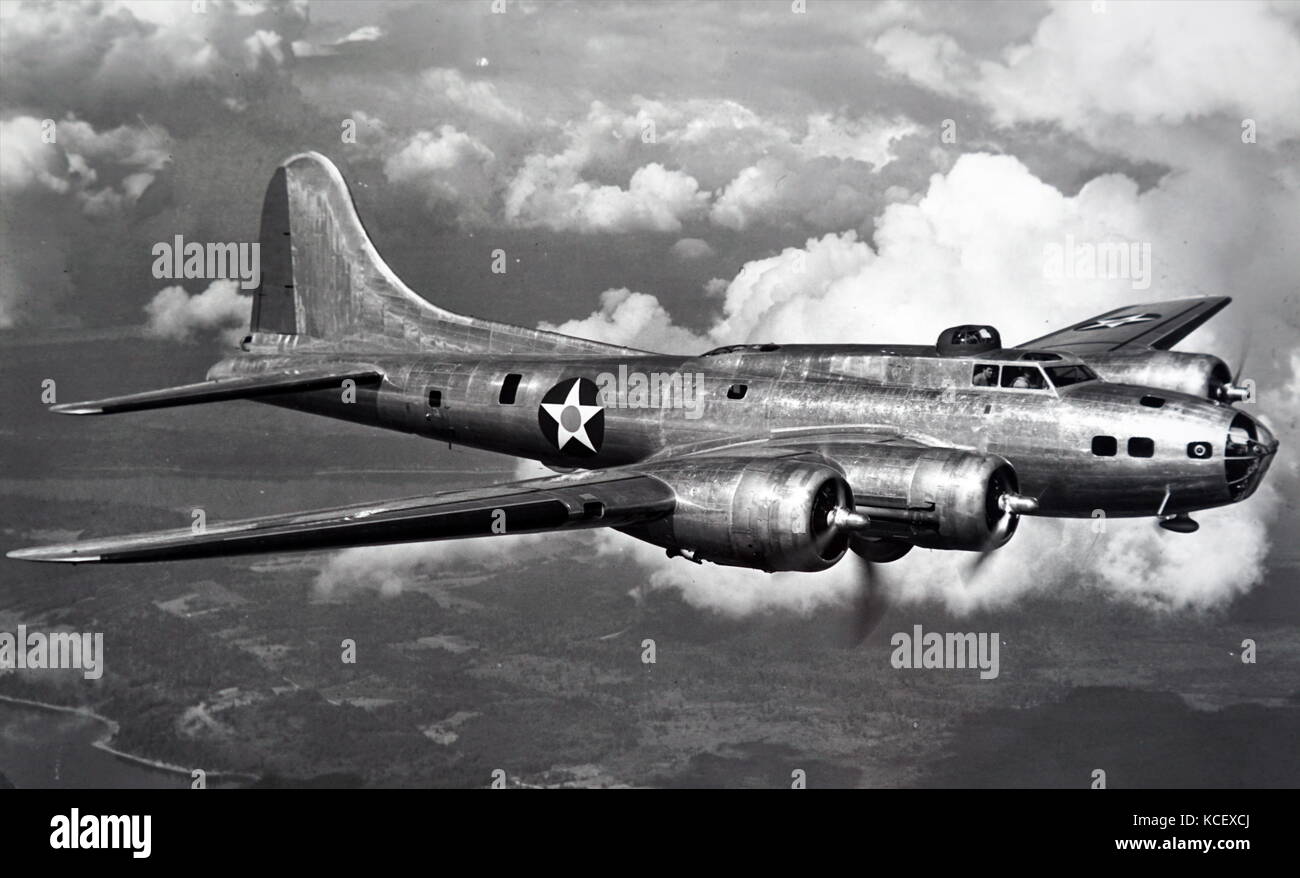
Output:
[[1077, 313, 1159, 331], [541, 380, 603, 453]]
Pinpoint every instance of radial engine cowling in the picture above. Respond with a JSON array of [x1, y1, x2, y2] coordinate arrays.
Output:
[[631, 456, 854, 572], [1085, 350, 1234, 401], [832, 445, 1024, 552]]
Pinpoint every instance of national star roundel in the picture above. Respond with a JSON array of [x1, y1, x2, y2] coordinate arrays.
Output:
[[538, 377, 605, 457], [1075, 312, 1160, 331]]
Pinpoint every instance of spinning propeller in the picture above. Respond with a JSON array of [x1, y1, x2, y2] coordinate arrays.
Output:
[[1213, 335, 1253, 403]]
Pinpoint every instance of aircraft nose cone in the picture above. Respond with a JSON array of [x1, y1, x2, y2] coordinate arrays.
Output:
[[1255, 419, 1278, 455], [1225, 411, 1278, 502]]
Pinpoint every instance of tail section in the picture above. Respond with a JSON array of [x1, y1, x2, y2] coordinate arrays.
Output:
[[249, 152, 641, 356]]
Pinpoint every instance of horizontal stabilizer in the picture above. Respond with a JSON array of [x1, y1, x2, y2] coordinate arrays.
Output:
[[49, 367, 383, 415]]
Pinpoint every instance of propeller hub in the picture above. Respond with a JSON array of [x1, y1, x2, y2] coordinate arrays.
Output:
[[998, 493, 1038, 515], [1219, 384, 1251, 403], [827, 508, 871, 531]]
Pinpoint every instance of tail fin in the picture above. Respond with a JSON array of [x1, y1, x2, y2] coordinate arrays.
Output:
[[249, 152, 449, 344], [249, 152, 640, 356]]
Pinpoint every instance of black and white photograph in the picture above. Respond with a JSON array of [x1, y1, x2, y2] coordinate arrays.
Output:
[[0, 0, 1296, 828]]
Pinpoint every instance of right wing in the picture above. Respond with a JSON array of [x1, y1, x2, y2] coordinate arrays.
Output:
[[6, 470, 675, 564], [1015, 296, 1230, 355]]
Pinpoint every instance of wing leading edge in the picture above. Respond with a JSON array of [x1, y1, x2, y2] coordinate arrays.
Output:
[[48, 366, 384, 415], [7, 471, 675, 563], [1016, 296, 1230, 355]]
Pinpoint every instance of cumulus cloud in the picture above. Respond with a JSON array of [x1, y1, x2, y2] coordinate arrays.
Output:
[[0, 112, 171, 326], [292, 24, 385, 58], [709, 114, 926, 231], [0, 0, 306, 110], [539, 288, 709, 355], [875, 2, 1300, 139], [490, 98, 925, 233], [0, 114, 169, 216], [419, 68, 528, 128], [975, 1, 1300, 137], [799, 113, 918, 166], [143, 280, 250, 345], [384, 124, 496, 222], [704, 153, 1245, 348], [872, 27, 971, 96], [669, 238, 715, 261], [506, 159, 708, 234]]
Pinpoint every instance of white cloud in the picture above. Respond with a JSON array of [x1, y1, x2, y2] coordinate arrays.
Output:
[[506, 159, 707, 234], [384, 124, 496, 222], [874, 1, 1300, 140], [709, 159, 788, 231], [0, 116, 71, 194], [799, 113, 918, 166], [420, 68, 528, 127], [975, 1, 1300, 137], [707, 153, 1207, 347], [539, 288, 709, 355], [143, 280, 250, 345], [669, 238, 715, 261], [0, 114, 169, 215], [1, 0, 305, 109]]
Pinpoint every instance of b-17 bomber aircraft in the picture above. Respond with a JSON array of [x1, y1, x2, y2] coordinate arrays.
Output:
[[8, 153, 1279, 584]]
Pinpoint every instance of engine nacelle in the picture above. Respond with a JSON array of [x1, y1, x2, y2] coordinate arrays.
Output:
[[630, 456, 853, 572], [1086, 350, 1233, 400], [831, 445, 1021, 551]]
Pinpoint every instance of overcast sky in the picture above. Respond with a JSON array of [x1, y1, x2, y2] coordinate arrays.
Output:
[[1, 0, 1297, 612]]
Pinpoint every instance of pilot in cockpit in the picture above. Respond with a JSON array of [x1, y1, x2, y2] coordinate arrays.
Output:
[[972, 365, 996, 386]]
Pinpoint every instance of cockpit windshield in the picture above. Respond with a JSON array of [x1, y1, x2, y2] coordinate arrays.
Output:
[[701, 343, 781, 356], [1044, 364, 1098, 388]]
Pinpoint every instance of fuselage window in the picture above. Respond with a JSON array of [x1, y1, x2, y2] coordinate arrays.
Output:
[[1187, 441, 1213, 459], [427, 390, 442, 408], [1128, 437, 1155, 458], [727, 383, 748, 400], [1139, 394, 1165, 408], [1091, 435, 1117, 456], [971, 364, 999, 387], [1000, 365, 1046, 390], [499, 373, 522, 404]]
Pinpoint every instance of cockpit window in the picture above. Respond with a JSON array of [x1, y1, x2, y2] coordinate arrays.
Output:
[[1000, 365, 1047, 390], [1044, 364, 1097, 388], [971, 364, 999, 387], [701, 343, 781, 356]]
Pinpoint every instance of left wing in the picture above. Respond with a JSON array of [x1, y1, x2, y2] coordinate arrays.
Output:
[[1016, 296, 1230, 354], [48, 365, 384, 415], [6, 470, 675, 564]]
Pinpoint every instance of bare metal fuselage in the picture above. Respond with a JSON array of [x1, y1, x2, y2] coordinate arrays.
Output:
[[214, 342, 1273, 521]]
